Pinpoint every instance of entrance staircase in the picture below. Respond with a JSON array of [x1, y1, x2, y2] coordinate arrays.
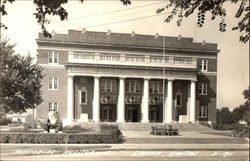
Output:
[[74, 122, 214, 132]]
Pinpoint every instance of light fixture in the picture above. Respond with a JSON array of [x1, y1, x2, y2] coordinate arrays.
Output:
[[155, 33, 159, 38], [131, 31, 136, 37], [178, 34, 182, 40], [202, 40, 206, 46], [82, 28, 87, 33], [107, 29, 112, 36]]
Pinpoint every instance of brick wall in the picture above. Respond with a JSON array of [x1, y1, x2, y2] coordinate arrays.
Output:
[[36, 67, 68, 120], [196, 74, 217, 122], [37, 49, 68, 65]]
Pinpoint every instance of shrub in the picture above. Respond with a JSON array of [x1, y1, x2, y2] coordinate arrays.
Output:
[[63, 124, 91, 133], [99, 124, 122, 136], [0, 118, 12, 125], [23, 114, 38, 129], [0, 132, 121, 144]]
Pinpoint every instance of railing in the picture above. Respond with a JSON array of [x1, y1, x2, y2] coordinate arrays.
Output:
[[68, 52, 197, 69]]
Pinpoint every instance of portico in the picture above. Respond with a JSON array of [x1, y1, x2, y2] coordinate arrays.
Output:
[[67, 74, 197, 123]]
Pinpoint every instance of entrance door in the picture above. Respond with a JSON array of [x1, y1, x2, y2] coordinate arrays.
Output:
[[150, 110, 160, 122], [126, 105, 140, 122], [101, 105, 115, 122]]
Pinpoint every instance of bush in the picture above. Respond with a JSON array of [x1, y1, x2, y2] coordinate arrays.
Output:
[[99, 124, 122, 136], [0, 118, 12, 125], [23, 114, 38, 129], [63, 125, 91, 133], [0, 132, 121, 144]]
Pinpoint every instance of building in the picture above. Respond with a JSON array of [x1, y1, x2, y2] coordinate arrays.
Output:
[[36, 30, 218, 124]]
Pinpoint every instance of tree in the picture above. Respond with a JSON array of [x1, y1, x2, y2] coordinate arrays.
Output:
[[0, 39, 44, 113], [216, 107, 233, 124], [0, 0, 249, 43], [156, 0, 249, 43], [231, 87, 250, 124]]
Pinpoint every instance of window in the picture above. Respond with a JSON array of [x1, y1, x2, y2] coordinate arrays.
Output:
[[48, 51, 59, 64], [48, 77, 59, 90], [199, 106, 207, 118], [49, 102, 58, 111], [149, 81, 163, 94], [176, 94, 182, 106], [100, 79, 117, 92], [199, 59, 208, 71], [198, 83, 207, 95], [81, 91, 87, 104], [125, 80, 141, 93]]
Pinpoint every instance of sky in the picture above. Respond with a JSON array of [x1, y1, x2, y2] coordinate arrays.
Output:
[[2, 0, 249, 109]]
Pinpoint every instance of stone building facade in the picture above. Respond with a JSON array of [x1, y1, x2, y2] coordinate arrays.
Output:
[[36, 30, 218, 124]]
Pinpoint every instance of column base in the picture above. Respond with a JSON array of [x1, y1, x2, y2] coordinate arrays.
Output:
[[93, 119, 101, 122], [164, 120, 174, 123], [116, 119, 125, 123], [141, 120, 149, 123]]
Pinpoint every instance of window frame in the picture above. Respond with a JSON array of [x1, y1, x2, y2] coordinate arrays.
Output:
[[100, 79, 117, 92], [149, 81, 163, 94], [199, 59, 208, 71], [48, 77, 59, 90], [49, 102, 58, 111], [198, 83, 207, 95], [80, 90, 87, 104], [199, 106, 207, 118], [48, 51, 59, 64], [125, 80, 141, 93]]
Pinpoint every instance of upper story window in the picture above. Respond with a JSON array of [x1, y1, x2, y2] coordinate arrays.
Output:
[[48, 77, 58, 90], [48, 51, 59, 64], [149, 81, 163, 94], [199, 59, 208, 71], [125, 80, 141, 93], [199, 106, 207, 118], [101, 79, 117, 92], [49, 102, 58, 111], [198, 83, 207, 95]]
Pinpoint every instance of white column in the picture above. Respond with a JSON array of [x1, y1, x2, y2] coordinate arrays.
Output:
[[67, 75, 74, 121], [141, 78, 149, 123], [117, 77, 125, 122], [93, 76, 100, 122], [190, 80, 196, 123], [166, 79, 173, 123]]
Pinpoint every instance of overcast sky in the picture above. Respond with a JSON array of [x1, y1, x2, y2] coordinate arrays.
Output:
[[2, 0, 249, 109]]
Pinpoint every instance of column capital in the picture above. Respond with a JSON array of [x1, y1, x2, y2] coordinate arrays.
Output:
[[167, 78, 175, 81], [143, 77, 151, 80], [119, 76, 127, 79], [68, 74, 75, 78], [93, 75, 101, 79]]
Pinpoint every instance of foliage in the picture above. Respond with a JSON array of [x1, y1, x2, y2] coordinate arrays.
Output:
[[0, 39, 44, 113], [0, 117, 12, 125], [232, 87, 250, 124], [216, 107, 234, 124], [99, 124, 122, 135], [0, 132, 122, 144], [23, 114, 38, 130], [1, 0, 248, 43], [63, 124, 91, 133], [156, 0, 249, 43]]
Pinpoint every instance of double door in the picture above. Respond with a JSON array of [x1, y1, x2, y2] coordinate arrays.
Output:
[[126, 105, 140, 122], [101, 104, 116, 122]]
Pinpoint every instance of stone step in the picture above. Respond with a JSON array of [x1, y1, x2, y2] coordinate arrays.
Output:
[[73, 122, 214, 131]]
